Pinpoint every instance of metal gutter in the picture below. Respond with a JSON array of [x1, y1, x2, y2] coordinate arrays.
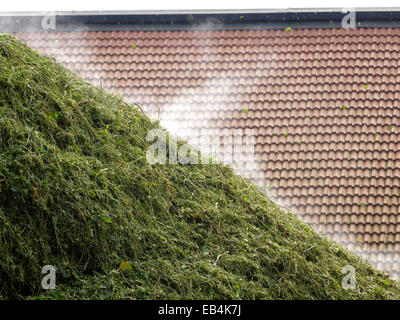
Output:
[[1, 9, 400, 32]]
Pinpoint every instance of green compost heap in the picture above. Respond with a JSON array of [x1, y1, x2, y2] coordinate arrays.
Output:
[[0, 34, 399, 300]]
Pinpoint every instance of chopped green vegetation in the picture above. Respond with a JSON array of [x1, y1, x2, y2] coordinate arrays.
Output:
[[384, 280, 392, 286], [386, 126, 393, 131], [1, 34, 399, 300], [187, 14, 195, 24], [285, 27, 292, 31], [242, 108, 249, 114]]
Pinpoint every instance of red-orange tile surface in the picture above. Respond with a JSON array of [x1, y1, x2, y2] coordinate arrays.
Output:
[[14, 28, 400, 278]]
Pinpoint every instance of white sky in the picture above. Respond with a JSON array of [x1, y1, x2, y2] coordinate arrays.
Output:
[[1, 0, 399, 12]]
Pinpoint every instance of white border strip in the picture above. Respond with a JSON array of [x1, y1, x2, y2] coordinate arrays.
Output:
[[1, 8, 400, 17]]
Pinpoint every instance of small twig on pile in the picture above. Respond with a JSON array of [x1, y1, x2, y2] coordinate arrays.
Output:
[[213, 251, 229, 266], [132, 102, 145, 114]]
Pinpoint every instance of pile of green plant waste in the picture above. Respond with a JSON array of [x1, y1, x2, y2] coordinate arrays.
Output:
[[0, 34, 399, 300]]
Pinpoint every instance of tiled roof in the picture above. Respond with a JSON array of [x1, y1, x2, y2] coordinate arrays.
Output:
[[14, 28, 400, 279]]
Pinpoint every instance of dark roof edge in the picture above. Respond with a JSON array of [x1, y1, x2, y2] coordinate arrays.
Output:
[[2, 9, 400, 32]]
